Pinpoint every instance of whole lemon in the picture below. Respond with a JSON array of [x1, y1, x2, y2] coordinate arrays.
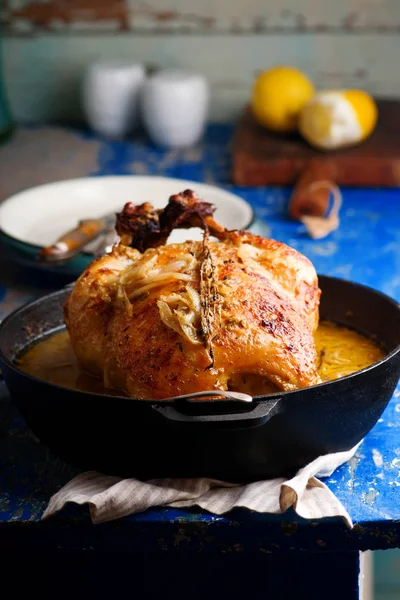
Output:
[[251, 66, 315, 133], [299, 90, 378, 150]]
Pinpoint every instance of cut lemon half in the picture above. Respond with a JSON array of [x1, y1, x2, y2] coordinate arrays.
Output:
[[299, 90, 378, 150]]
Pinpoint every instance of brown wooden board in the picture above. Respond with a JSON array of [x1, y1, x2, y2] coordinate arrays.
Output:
[[232, 99, 400, 187]]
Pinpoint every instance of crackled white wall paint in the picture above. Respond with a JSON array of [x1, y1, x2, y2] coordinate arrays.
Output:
[[2, 0, 400, 122], [4, 0, 400, 33]]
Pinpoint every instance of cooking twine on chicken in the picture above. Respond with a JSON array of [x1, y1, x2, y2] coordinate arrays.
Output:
[[117, 190, 225, 369], [200, 228, 222, 368]]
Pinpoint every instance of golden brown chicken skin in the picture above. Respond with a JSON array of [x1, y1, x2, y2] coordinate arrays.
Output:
[[65, 191, 321, 399]]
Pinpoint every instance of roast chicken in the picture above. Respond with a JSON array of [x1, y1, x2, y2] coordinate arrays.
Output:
[[64, 190, 321, 399]]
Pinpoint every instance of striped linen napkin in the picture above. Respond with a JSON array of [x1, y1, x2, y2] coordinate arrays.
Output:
[[42, 445, 358, 526]]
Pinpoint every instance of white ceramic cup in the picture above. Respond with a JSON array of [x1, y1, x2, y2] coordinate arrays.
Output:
[[82, 60, 146, 139], [141, 69, 210, 148]]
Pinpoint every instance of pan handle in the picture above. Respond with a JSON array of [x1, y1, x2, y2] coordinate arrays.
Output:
[[152, 398, 281, 428]]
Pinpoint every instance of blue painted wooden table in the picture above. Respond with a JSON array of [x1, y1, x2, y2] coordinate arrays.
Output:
[[1, 125, 400, 599]]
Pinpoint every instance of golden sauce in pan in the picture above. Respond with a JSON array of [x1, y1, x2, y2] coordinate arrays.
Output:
[[15, 321, 385, 396], [15, 329, 125, 396], [315, 321, 384, 382]]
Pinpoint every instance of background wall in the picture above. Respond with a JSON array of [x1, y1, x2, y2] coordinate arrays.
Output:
[[2, 0, 400, 123]]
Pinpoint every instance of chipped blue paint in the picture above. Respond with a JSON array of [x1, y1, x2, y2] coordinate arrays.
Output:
[[0, 126, 400, 563]]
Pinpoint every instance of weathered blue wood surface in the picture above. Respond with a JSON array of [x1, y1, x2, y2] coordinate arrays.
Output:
[[0, 125, 399, 598]]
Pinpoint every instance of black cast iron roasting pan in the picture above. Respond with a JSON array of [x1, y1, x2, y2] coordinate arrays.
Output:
[[0, 275, 399, 483]]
